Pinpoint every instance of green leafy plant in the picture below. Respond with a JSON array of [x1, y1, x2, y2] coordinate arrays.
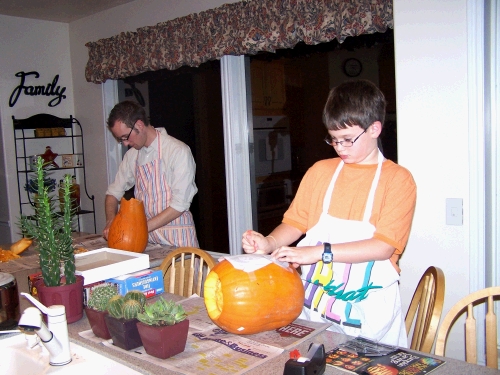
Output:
[[107, 291, 146, 319], [87, 284, 119, 312], [19, 157, 77, 287], [137, 297, 187, 326]]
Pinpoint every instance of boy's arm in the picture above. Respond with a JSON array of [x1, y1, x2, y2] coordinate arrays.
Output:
[[272, 238, 394, 266]]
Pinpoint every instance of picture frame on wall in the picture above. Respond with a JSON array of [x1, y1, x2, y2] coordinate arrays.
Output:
[[61, 154, 74, 168]]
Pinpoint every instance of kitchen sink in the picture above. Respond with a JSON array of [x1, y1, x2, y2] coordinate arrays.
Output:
[[0, 333, 142, 374]]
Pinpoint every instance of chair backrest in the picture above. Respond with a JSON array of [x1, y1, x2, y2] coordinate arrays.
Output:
[[434, 286, 500, 368], [405, 266, 445, 353], [158, 247, 216, 298]]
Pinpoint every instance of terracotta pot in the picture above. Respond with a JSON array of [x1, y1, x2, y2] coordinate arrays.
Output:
[[85, 307, 111, 340], [34, 275, 84, 324], [104, 315, 142, 351], [136, 319, 189, 359]]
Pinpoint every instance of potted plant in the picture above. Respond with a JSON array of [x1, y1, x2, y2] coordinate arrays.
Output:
[[85, 284, 119, 339], [19, 156, 84, 323], [136, 297, 189, 359], [104, 290, 146, 350]]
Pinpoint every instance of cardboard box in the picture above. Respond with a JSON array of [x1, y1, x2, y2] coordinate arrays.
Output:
[[106, 269, 163, 298], [75, 248, 149, 286]]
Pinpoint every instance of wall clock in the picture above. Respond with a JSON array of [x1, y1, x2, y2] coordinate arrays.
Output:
[[343, 58, 362, 77]]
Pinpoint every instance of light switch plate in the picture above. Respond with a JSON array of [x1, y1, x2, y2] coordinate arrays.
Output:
[[446, 198, 463, 225]]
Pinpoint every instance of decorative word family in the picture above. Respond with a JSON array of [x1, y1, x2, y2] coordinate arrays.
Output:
[[9, 71, 67, 107]]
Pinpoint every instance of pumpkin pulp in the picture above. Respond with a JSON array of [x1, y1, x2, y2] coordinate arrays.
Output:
[[204, 273, 223, 320]]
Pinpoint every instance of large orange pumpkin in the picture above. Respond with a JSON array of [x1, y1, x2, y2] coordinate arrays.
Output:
[[108, 197, 148, 253], [204, 255, 304, 334]]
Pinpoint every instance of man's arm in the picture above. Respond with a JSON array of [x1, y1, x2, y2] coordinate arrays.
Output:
[[103, 194, 119, 239], [146, 206, 183, 232]]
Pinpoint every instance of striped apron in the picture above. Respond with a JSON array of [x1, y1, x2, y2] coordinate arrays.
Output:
[[134, 131, 198, 247]]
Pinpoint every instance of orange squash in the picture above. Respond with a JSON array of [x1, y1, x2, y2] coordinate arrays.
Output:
[[204, 255, 304, 334], [108, 197, 148, 253]]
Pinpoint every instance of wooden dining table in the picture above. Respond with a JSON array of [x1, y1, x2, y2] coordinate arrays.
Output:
[[2, 234, 499, 374], [59, 292, 499, 375]]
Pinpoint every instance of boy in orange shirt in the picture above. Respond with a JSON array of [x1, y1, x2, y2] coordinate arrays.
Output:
[[242, 80, 416, 346]]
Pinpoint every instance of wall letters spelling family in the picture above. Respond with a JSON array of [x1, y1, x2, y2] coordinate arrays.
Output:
[[9, 71, 67, 107]]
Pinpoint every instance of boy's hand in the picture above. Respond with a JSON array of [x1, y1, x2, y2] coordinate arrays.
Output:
[[271, 245, 322, 268], [242, 230, 271, 254]]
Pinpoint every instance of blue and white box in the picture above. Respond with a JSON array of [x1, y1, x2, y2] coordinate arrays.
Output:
[[106, 269, 164, 298]]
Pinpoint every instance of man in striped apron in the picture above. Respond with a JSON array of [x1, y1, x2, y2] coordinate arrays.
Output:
[[103, 101, 198, 247]]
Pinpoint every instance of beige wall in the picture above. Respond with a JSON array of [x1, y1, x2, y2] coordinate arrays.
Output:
[[395, 0, 471, 360], [0, 15, 75, 240]]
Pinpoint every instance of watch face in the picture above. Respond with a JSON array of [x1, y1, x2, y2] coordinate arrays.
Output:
[[322, 253, 333, 263], [343, 58, 362, 77]]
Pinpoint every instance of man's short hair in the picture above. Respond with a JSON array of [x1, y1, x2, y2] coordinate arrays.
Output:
[[107, 100, 149, 129]]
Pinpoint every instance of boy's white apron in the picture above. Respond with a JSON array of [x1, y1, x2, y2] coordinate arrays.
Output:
[[298, 151, 407, 346]]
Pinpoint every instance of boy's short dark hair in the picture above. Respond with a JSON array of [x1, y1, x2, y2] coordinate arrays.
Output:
[[323, 80, 386, 131], [107, 100, 149, 129]]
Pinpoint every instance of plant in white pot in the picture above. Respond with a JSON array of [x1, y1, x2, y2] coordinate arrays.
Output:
[[19, 156, 84, 323], [136, 297, 189, 359]]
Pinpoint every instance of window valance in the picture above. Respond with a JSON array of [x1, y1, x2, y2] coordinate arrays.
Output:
[[85, 0, 393, 83]]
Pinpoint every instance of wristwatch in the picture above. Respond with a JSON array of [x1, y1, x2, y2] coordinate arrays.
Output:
[[322, 242, 333, 264]]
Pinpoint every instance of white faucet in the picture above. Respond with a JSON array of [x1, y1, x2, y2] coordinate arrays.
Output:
[[18, 292, 72, 366]]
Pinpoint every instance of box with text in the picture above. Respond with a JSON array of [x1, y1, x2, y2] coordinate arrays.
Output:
[[106, 269, 163, 298]]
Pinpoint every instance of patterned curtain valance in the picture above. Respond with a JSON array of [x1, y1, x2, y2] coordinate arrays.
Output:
[[85, 0, 393, 83]]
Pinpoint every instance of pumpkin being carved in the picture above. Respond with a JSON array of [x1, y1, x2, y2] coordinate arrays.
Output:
[[203, 254, 304, 334], [108, 197, 148, 253]]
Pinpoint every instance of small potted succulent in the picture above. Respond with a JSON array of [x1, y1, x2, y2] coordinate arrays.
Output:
[[104, 290, 146, 350], [136, 297, 189, 359], [85, 284, 119, 339]]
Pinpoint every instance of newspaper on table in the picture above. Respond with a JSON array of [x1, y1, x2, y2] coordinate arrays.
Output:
[[99, 326, 283, 375], [178, 295, 332, 349], [80, 295, 331, 375]]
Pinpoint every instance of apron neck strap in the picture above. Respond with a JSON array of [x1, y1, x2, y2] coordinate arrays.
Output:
[[322, 150, 384, 222], [362, 150, 384, 222]]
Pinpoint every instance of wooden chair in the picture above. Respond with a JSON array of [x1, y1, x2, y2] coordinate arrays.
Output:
[[158, 247, 216, 297], [435, 286, 500, 368], [405, 266, 445, 353]]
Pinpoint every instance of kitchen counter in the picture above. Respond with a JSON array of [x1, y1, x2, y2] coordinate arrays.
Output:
[[2, 239, 498, 374], [1, 290, 498, 374], [43, 300, 500, 375]]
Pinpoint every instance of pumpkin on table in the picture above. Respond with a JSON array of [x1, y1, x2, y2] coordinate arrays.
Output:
[[108, 197, 148, 253], [203, 254, 304, 334]]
